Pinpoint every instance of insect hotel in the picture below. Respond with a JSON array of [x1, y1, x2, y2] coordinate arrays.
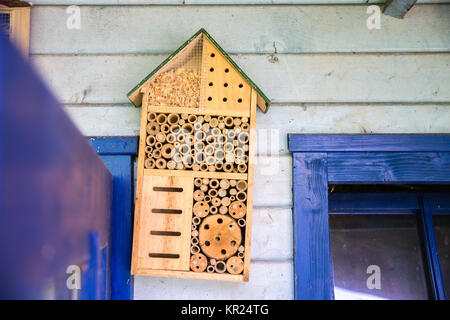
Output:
[[128, 29, 270, 281]]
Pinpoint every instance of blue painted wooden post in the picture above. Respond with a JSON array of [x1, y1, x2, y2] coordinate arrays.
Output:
[[293, 153, 334, 300], [89, 137, 138, 300], [419, 196, 447, 300]]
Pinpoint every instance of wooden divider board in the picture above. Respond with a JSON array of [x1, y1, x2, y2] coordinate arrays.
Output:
[[137, 175, 193, 271]]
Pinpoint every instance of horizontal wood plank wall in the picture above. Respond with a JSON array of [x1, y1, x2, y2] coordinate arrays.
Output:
[[29, 2, 450, 300]]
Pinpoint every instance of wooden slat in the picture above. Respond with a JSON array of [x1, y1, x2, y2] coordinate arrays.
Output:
[[292, 153, 333, 300], [289, 134, 450, 152], [147, 105, 250, 117], [32, 54, 450, 104], [144, 168, 247, 180], [327, 152, 450, 183], [134, 269, 243, 282], [29, 5, 450, 54]]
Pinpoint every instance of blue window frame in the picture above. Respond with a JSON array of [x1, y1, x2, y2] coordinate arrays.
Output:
[[89, 137, 138, 300], [288, 134, 450, 300]]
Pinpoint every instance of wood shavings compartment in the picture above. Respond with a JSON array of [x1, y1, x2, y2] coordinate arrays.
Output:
[[128, 28, 270, 281]]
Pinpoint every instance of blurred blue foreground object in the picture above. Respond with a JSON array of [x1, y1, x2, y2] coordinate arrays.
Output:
[[0, 33, 113, 299]]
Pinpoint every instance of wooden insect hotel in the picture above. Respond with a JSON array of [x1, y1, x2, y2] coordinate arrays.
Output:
[[128, 29, 270, 281]]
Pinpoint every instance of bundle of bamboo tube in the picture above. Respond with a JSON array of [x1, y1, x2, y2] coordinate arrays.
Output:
[[190, 177, 248, 274], [144, 112, 250, 173]]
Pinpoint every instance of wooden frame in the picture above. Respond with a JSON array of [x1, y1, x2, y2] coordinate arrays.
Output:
[[288, 134, 450, 300], [0, 3, 30, 57], [130, 30, 267, 282]]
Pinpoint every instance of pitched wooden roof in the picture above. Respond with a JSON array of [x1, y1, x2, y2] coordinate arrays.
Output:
[[127, 28, 270, 113]]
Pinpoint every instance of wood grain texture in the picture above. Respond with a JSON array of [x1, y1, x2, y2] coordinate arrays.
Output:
[[32, 54, 450, 104], [137, 175, 193, 271], [289, 134, 450, 152], [292, 153, 333, 300], [327, 152, 450, 183], [29, 5, 450, 54]]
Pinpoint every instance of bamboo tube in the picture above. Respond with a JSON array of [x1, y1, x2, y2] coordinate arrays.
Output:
[[202, 123, 210, 132], [161, 144, 174, 159], [229, 180, 237, 187], [152, 149, 162, 159], [237, 252, 244, 258], [230, 195, 236, 201], [204, 145, 215, 156], [233, 118, 242, 126], [147, 112, 157, 122], [204, 114, 212, 122], [192, 229, 199, 237], [238, 218, 246, 227], [211, 128, 221, 137], [205, 156, 216, 166], [241, 123, 250, 131], [207, 265, 215, 273], [194, 178, 202, 187], [176, 162, 184, 170], [146, 122, 159, 135], [166, 133, 176, 144], [197, 115, 204, 123], [224, 154, 234, 164], [221, 197, 231, 207], [182, 155, 194, 167], [229, 188, 237, 196], [170, 124, 181, 135], [155, 132, 166, 143], [145, 146, 153, 154], [235, 147, 245, 158], [188, 114, 197, 124], [146, 135, 156, 147], [223, 163, 233, 172], [160, 123, 170, 134], [181, 113, 188, 120], [192, 216, 201, 225], [208, 189, 218, 197], [236, 180, 248, 191], [224, 116, 233, 128], [224, 142, 234, 153], [191, 245, 200, 255], [194, 141, 205, 152], [200, 184, 208, 193], [238, 163, 247, 173], [182, 123, 194, 135], [236, 191, 247, 202], [209, 118, 219, 128], [144, 158, 156, 169], [194, 131, 206, 141], [192, 163, 201, 171], [167, 113, 179, 125], [219, 206, 228, 214], [204, 195, 211, 203], [173, 152, 183, 164], [155, 158, 166, 169], [202, 178, 209, 185], [238, 245, 245, 253], [194, 122, 202, 132], [157, 113, 167, 124], [210, 206, 218, 214], [167, 160, 176, 170], [238, 132, 249, 144], [191, 237, 199, 246], [200, 163, 208, 171], [209, 258, 217, 266], [215, 162, 223, 171], [179, 119, 185, 125], [215, 261, 226, 273], [217, 189, 227, 198], [155, 142, 163, 151], [194, 152, 205, 164], [209, 179, 219, 189], [220, 179, 230, 189]]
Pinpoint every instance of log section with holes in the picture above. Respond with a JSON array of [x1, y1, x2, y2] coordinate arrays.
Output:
[[130, 29, 269, 281]]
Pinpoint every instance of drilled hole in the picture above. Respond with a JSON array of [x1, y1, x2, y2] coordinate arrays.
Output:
[[237, 98, 242, 103], [149, 253, 180, 259], [208, 97, 212, 101], [238, 84, 243, 88], [223, 98, 227, 102], [205, 241, 210, 246], [209, 82, 213, 86], [225, 68, 229, 73], [230, 240, 236, 246], [221, 249, 227, 255], [210, 53, 215, 57], [217, 218, 223, 224], [210, 67, 214, 72], [152, 209, 182, 214], [204, 224, 210, 230], [224, 83, 228, 87], [150, 231, 181, 236], [215, 236, 221, 242]]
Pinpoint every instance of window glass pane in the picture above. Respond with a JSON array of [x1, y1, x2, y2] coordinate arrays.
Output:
[[330, 215, 429, 300], [433, 215, 450, 298]]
